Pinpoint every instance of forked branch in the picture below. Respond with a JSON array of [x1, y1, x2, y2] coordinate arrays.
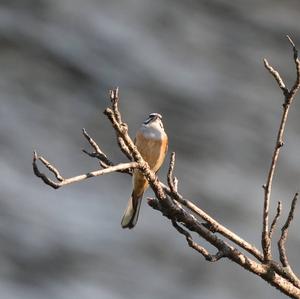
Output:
[[262, 35, 300, 263], [33, 37, 300, 298], [33, 150, 138, 189]]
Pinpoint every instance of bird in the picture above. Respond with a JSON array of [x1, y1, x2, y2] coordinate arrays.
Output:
[[121, 113, 168, 229]]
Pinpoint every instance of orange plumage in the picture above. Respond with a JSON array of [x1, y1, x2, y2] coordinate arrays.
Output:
[[121, 113, 168, 229]]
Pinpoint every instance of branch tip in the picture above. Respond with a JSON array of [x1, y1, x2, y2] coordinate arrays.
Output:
[[286, 35, 299, 64], [263, 58, 269, 67], [286, 35, 296, 49], [109, 87, 119, 101], [167, 152, 177, 192], [269, 201, 282, 238], [33, 150, 38, 160], [263, 57, 287, 94]]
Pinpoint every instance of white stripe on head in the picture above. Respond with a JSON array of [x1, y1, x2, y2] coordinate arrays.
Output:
[[141, 113, 165, 140], [143, 113, 162, 125]]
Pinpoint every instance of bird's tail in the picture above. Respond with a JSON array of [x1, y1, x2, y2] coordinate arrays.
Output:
[[121, 192, 143, 229]]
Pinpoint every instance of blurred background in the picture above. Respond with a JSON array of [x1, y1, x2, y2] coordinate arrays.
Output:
[[0, 0, 300, 298]]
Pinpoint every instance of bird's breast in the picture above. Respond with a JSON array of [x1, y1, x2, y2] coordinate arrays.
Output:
[[135, 129, 168, 171]]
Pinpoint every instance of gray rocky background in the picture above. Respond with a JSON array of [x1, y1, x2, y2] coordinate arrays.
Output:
[[0, 1, 300, 298]]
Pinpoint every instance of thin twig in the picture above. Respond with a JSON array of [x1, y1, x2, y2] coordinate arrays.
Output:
[[82, 128, 113, 168], [33, 151, 138, 189], [262, 36, 300, 263], [173, 177, 179, 192], [166, 188, 264, 262], [172, 220, 224, 262], [109, 87, 122, 124], [163, 151, 263, 262], [263, 59, 288, 96], [32, 151, 63, 188], [286, 35, 300, 99], [162, 183, 300, 287], [269, 201, 282, 238], [167, 152, 177, 192], [82, 128, 133, 174], [278, 193, 298, 267], [116, 134, 132, 161], [108, 88, 132, 160], [148, 197, 300, 298], [158, 154, 263, 263], [276, 193, 300, 288]]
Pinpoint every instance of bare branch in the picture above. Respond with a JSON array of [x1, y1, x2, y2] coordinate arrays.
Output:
[[148, 196, 232, 257], [32, 37, 300, 298], [276, 193, 300, 289], [33, 150, 63, 189], [263, 59, 288, 96], [162, 153, 263, 261], [173, 177, 179, 192], [82, 128, 133, 175], [33, 151, 138, 189], [164, 186, 264, 262], [172, 220, 224, 262], [262, 37, 300, 263], [278, 193, 298, 267], [162, 183, 300, 288], [167, 152, 177, 192], [269, 201, 282, 238], [116, 134, 133, 161], [148, 197, 300, 298], [108, 88, 132, 161], [162, 152, 264, 262], [82, 128, 113, 168], [286, 36, 300, 102], [161, 154, 265, 263], [109, 87, 122, 124]]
